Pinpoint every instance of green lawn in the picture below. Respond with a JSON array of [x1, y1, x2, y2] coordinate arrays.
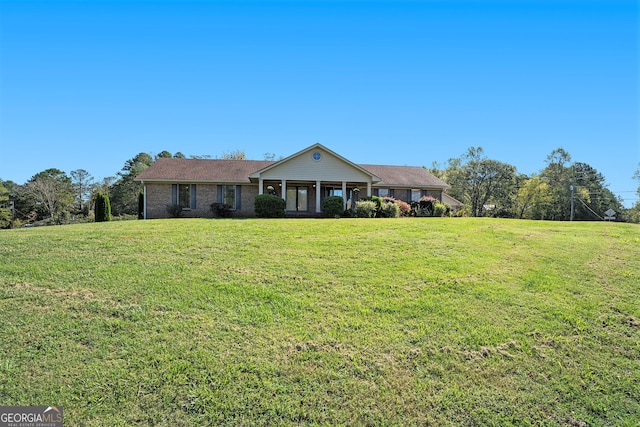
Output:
[[1, 218, 638, 426]]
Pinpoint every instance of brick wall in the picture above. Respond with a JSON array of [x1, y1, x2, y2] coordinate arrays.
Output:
[[144, 183, 260, 219]]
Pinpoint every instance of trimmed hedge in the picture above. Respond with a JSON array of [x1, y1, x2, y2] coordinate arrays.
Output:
[[322, 196, 344, 217], [255, 194, 286, 218]]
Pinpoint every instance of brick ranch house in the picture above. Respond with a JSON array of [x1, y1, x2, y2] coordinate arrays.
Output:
[[135, 143, 458, 219]]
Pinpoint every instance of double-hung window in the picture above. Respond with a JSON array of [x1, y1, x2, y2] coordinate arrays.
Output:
[[222, 185, 236, 208], [217, 185, 241, 210], [172, 184, 196, 210]]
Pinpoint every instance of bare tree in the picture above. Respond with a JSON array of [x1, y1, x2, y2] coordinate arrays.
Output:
[[26, 178, 58, 220], [219, 149, 246, 160], [25, 169, 73, 222]]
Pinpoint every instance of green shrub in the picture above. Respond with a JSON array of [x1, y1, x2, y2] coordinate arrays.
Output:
[[354, 200, 377, 218], [255, 194, 286, 218], [211, 203, 233, 218], [370, 195, 383, 213], [322, 196, 344, 217], [379, 200, 400, 218], [433, 202, 450, 217], [94, 192, 112, 222], [166, 204, 183, 218], [138, 192, 144, 219]]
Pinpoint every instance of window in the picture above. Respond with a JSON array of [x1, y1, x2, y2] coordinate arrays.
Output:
[[172, 184, 196, 210], [222, 185, 236, 208], [312, 152, 321, 161], [378, 188, 389, 197], [286, 186, 308, 211], [325, 187, 342, 197], [411, 189, 422, 202], [179, 184, 190, 209]]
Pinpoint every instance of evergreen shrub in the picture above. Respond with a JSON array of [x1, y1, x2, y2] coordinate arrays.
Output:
[[95, 193, 112, 222], [432, 202, 450, 217], [354, 200, 377, 218], [138, 192, 144, 219], [322, 196, 344, 217], [379, 200, 400, 218], [211, 203, 233, 218], [255, 194, 286, 218], [166, 204, 183, 218]]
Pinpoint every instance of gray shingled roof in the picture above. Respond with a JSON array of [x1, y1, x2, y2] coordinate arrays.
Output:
[[361, 164, 448, 188], [135, 158, 275, 183], [136, 158, 448, 188]]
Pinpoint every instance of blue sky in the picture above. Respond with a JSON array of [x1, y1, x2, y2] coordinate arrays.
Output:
[[1, 0, 638, 206]]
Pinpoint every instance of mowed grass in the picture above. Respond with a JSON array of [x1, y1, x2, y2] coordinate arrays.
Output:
[[0, 218, 638, 426]]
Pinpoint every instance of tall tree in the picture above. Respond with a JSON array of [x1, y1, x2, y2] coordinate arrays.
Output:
[[1, 180, 33, 223], [622, 164, 640, 223], [514, 175, 552, 219], [155, 150, 173, 159], [24, 168, 73, 222], [71, 169, 95, 214], [540, 148, 573, 220], [445, 147, 517, 217], [0, 181, 10, 228], [109, 153, 153, 216], [571, 162, 624, 220]]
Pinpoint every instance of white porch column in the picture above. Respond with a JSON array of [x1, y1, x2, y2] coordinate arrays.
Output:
[[258, 178, 264, 195], [342, 181, 347, 210], [315, 180, 322, 213], [367, 182, 372, 197], [281, 180, 287, 201]]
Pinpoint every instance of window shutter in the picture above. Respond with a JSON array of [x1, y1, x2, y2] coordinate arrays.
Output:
[[217, 185, 223, 203], [190, 184, 197, 209], [406, 189, 411, 201], [172, 184, 178, 205], [373, 189, 379, 196], [422, 190, 427, 198], [236, 185, 242, 210], [390, 189, 395, 198]]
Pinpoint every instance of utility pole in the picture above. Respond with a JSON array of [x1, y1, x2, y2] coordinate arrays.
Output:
[[570, 183, 575, 221], [9, 200, 15, 228]]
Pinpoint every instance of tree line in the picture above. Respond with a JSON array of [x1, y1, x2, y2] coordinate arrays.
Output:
[[1, 147, 639, 228], [0, 150, 257, 228], [431, 147, 640, 222]]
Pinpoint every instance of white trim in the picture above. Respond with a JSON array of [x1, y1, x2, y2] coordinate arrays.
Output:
[[342, 181, 347, 210], [143, 183, 147, 220], [281, 180, 287, 203], [249, 143, 381, 182], [316, 180, 321, 213]]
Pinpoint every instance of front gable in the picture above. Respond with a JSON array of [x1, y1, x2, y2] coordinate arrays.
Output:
[[249, 143, 381, 182]]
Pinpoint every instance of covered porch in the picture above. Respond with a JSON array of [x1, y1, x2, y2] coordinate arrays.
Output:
[[257, 179, 371, 214]]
